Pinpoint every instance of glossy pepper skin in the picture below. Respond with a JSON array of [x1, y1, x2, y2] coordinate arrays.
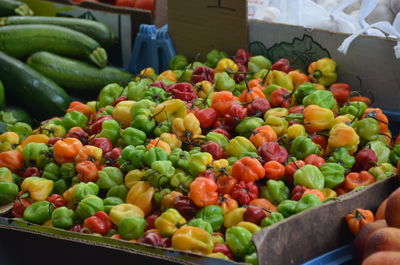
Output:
[[84, 211, 112, 235], [143, 147, 168, 167], [294, 165, 324, 189], [188, 177, 218, 207], [232, 157, 265, 182], [231, 181, 259, 205], [327, 147, 356, 170], [225, 226, 255, 258], [118, 216, 146, 240], [295, 194, 322, 213], [126, 181, 155, 216], [0, 182, 19, 205], [320, 163, 345, 189], [22, 142, 50, 169], [168, 148, 190, 171], [109, 203, 144, 226], [195, 205, 224, 232], [23, 201, 53, 224], [369, 163, 396, 181], [155, 208, 187, 237], [62, 111, 88, 131], [188, 152, 213, 178], [119, 145, 146, 172], [96, 167, 123, 190], [187, 218, 213, 235], [308, 57, 337, 86], [74, 195, 104, 221], [340, 101, 367, 119], [172, 226, 214, 255], [261, 212, 285, 227], [226, 136, 257, 158], [303, 90, 337, 110], [327, 123, 360, 155], [51, 206, 74, 229], [98, 119, 120, 145], [21, 177, 53, 202], [290, 136, 319, 160], [345, 208, 374, 235], [98, 83, 124, 108], [261, 180, 290, 205]]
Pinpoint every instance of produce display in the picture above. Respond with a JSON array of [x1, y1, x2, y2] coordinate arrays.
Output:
[[345, 178, 400, 265]]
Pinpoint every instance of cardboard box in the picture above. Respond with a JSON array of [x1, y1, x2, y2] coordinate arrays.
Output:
[[20, 0, 167, 69]]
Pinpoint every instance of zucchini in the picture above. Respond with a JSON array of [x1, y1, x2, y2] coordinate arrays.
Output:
[[0, 51, 70, 120], [0, 0, 33, 16], [0, 16, 115, 48], [27, 51, 133, 93], [0, 24, 107, 68]]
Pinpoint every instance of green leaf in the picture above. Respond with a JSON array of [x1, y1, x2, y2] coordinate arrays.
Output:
[[249, 41, 269, 58]]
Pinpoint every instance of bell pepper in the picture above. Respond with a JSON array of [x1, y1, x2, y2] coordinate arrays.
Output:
[[231, 157, 265, 182], [153, 99, 187, 123], [171, 194, 199, 221], [303, 105, 334, 133], [120, 127, 146, 147], [261, 212, 285, 227], [188, 152, 213, 178], [345, 208, 374, 235], [353, 148, 378, 172], [119, 145, 146, 172], [237, 221, 261, 234], [96, 167, 123, 190], [293, 82, 316, 103], [172, 113, 201, 142], [368, 163, 396, 181], [327, 123, 360, 155], [390, 142, 400, 166], [98, 119, 120, 145], [329, 83, 351, 103], [149, 160, 175, 179], [42, 162, 61, 181], [131, 99, 156, 116], [265, 70, 294, 92], [215, 58, 238, 73], [261, 180, 290, 205], [0, 182, 19, 205], [172, 226, 214, 255], [294, 164, 324, 189], [195, 205, 224, 232], [143, 86, 170, 104], [170, 170, 193, 191], [245, 252, 259, 265], [247, 55, 271, 73], [169, 54, 188, 70], [146, 138, 171, 155], [205, 49, 228, 68], [303, 90, 337, 110], [231, 181, 259, 206], [23, 201, 53, 224], [154, 120, 171, 137], [106, 184, 128, 201], [61, 111, 88, 131], [343, 171, 375, 190], [109, 203, 144, 225], [20, 134, 49, 148], [126, 181, 155, 216], [225, 226, 255, 258], [70, 182, 99, 201], [84, 211, 112, 235], [155, 208, 187, 237], [205, 132, 229, 149], [159, 133, 181, 150], [308, 58, 337, 86], [98, 83, 124, 108], [249, 125, 277, 148], [0, 132, 19, 152], [213, 72, 235, 92], [21, 177, 53, 202], [118, 216, 146, 240], [339, 101, 367, 119], [75, 161, 98, 183], [103, 196, 124, 214], [124, 169, 145, 189], [367, 141, 390, 165], [155, 189, 171, 206], [290, 136, 319, 160], [51, 206, 74, 229], [168, 148, 190, 171], [235, 117, 264, 138], [22, 142, 49, 169], [143, 147, 168, 167], [225, 136, 256, 158], [7, 122, 32, 141], [188, 177, 218, 207], [295, 194, 322, 213], [187, 218, 213, 235], [327, 147, 356, 170], [193, 81, 214, 99], [277, 199, 299, 217], [125, 80, 147, 101], [130, 111, 156, 136], [111, 100, 135, 128], [264, 114, 288, 136], [259, 142, 289, 165], [0, 167, 13, 183], [286, 124, 307, 140], [90, 115, 113, 135], [320, 163, 345, 189], [74, 195, 104, 221]]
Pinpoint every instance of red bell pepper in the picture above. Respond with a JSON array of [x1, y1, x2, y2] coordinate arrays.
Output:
[[213, 243, 234, 260], [90, 137, 113, 153], [291, 185, 307, 201], [11, 198, 31, 218], [83, 211, 112, 235], [200, 141, 226, 160], [247, 98, 271, 117], [234, 48, 251, 66], [195, 108, 217, 129], [191, 66, 215, 83], [271, 58, 293, 73], [231, 181, 259, 205], [47, 194, 67, 208], [259, 142, 289, 164], [169, 83, 197, 103], [352, 149, 378, 172], [330, 83, 351, 104]]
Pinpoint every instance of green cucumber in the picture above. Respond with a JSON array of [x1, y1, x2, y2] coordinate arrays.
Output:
[[0, 24, 107, 68], [0, 16, 115, 48], [27, 51, 133, 93], [0, 51, 70, 120], [0, 0, 33, 16]]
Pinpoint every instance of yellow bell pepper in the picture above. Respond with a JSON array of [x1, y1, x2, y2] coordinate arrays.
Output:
[[112, 100, 135, 128], [215, 58, 238, 73], [303, 105, 334, 133], [287, 124, 307, 140], [62, 184, 76, 202], [0, 167, 13, 182], [194, 81, 214, 99], [87, 101, 97, 113], [172, 113, 202, 142], [224, 207, 246, 228], [172, 226, 214, 255], [237, 221, 261, 234], [161, 191, 183, 212], [20, 134, 49, 148], [211, 159, 231, 175], [21, 177, 54, 202], [146, 138, 171, 155], [109, 203, 144, 225], [308, 58, 337, 87], [126, 181, 155, 216], [157, 70, 177, 82], [266, 70, 294, 92], [331, 114, 355, 128], [159, 133, 182, 149], [153, 99, 187, 123], [319, 188, 337, 199], [35, 124, 66, 138], [0, 132, 19, 152], [135, 67, 156, 82], [327, 123, 360, 154], [155, 208, 186, 237], [265, 108, 288, 118], [124, 169, 146, 189], [264, 115, 288, 136]]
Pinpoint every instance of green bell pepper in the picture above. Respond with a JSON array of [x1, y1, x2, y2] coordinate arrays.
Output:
[[7, 122, 32, 140], [290, 136, 319, 160], [98, 119, 120, 144], [214, 72, 236, 91], [51, 206, 74, 229], [97, 167, 124, 190], [277, 200, 298, 217], [248, 55, 272, 73], [119, 145, 146, 172], [74, 182, 99, 201], [170, 170, 193, 191], [293, 82, 316, 104], [205, 132, 229, 149], [23, 201, 53, 224], [22, 142, 49, 168], [205, 49, 228, 68], [154, 120, 171, 137], [146, 170, 170, 189], [233, 81, 246, 97], [225, 136, 257, 158], [153, 188, 171, 206], [60, 163, 75, 180], [303, 90, 337, 110], [75, 195, 104, 221], [367, 140, 390, 165], [131, 99, 156, 115], [121, 127, 146, 147], [169, 54, 189, 70], [143, 147, 168, 167], [320, 162, 345, 189], [103, 196, 124, 214], [294, 164, 324, 189], [130, 111, 156, 136], [245, 252, 259, 265], [151, 160, 175, 177], [168, 148, 190, 171], [175, 69, 193, 82], [62, 110, 88, 131], [118, 217, 146, 240], [368, 163, 396, 181], [225, 226, 256, 257], [53, 179, 69, 195], [143, 86, 170, 104], [339, 101, 367, 119], [98, 83, 123, 108], [356, 118, 380, 141], [261, 212, 285, 227], [235, 117, 264, 138], [195, 205, 224, 232], [126, 80, 151, 101], [187, 218, 213, 235], [326, 147, 356, 170], [390, 142, 400, 166], [260, 180, 290, 205], [106, 184, 128, 201], [295, 194, 322, 213], [42, 162, 61, 181], [0, 182, 18, 205], [188, 152, 213, 177], [0, 167, 12, 183]]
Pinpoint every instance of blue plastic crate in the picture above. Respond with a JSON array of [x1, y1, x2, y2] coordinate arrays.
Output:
[[302, 244, 352, 265], [384, 109, 400, 136]]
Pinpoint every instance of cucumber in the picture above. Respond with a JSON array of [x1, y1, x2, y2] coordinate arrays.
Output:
[[27, 51, 133, 93], [0, 16, 115, 48], [4, 106, 32, 124], [0, 0, 33, 16], [0, 24, 107, 68], [0, 51, 70, 120]]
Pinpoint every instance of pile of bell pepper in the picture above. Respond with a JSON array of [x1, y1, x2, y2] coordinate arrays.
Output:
[[0, 48, 399, 265]]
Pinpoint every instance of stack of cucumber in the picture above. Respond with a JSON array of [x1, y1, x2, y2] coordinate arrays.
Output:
[[0, 1, 134, 121]]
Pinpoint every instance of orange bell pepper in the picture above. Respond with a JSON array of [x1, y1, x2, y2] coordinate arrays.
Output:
[[75, 145, 103, 166], [20, 134, 49, 148], [303, 105, 334, 133], [216, 175, 238, 195], [302, 189, 325, 202], [288, 70, 310, 89], [362, 108, 389, 134], [249, 198, 278, 213], [146, 138, 171, 155], [232, 157, 265, 182], [161, 191, 183, 212], [249, 125, 277, 148], [126, 181, 155, 216], [0, 150, 23, 172], [343, 171, 375, 190], [188, 177, 219, 207], [211, 91, 236, 116], [263, 161, 285, 180], [67, 101, 93, 117], [239, 87, 266, 103], [345, 208, 374, 235], [220, 194, 238, 215], [53, 137, 83, 164], [76, 161, 99, 183]]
